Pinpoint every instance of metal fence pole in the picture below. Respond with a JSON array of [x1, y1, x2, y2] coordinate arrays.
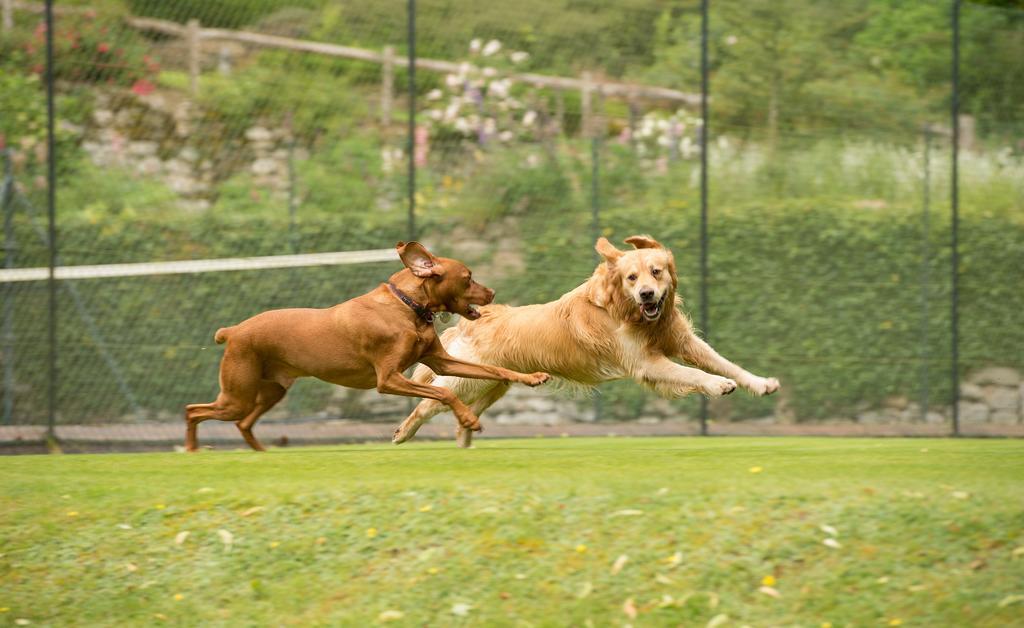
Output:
[[950, 0, 961, 436], [590, 122, 602, 423], [45, 0, 57, 441], [406, 0, 417, 241], [698, 0, 710, 436], [2, 149, 14, 425], [920, 125, 932, 424]]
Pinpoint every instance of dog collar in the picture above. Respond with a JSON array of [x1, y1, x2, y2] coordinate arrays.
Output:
[[387, 282, 434, 324]]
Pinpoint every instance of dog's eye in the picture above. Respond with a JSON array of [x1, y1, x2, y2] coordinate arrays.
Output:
[[652, 268, 662, 277], [627, 273, 638, 282]]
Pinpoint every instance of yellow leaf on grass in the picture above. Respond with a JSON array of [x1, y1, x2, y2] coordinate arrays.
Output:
[[611, 554, 629, 575], [174, 531, 190, 546], [366, 527, 378, 539], [173, 594, 184, 601], [378, 610, 404, 621], [427, 567, 440, 575], [241, 506, 264, 517], [66, 512, 79, 517], [998, 594, 1024, 608], [761, 575, 776, 587], [155, 504, 166, 510], [819, 524, 839, 537], [758, 586, 780, 598], [1012, 546, 1024, 558], [707, 614, 729, 628], [269, 541, 280, 548], [622, 597, 638, 619], [749, 466, 763, 474], [419, 505, 433, 512], [662, 551, 683, 567], [609, 509, 644, 518], [888, 619, 902, 626], [575, 544, 588, 554], [577, 581, 593, 599], [217, 529, 234, 549]]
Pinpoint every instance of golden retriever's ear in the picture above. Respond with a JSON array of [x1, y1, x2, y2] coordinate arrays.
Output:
[[624, 235, 665, 250], [397, 241, 444, 278], [595, 237, 624, 264]]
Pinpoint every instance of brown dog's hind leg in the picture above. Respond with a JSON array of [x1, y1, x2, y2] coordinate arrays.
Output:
[[456, 381, 510, 449], [235, 381, 288, 452], [184, 344, 262, 452]]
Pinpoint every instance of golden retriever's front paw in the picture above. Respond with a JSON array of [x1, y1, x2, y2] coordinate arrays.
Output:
[[747, 376, 780, 396], [522, 372, 551, 387], [702, 376, 737, 397]]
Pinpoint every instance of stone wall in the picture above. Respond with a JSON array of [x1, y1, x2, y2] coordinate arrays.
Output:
[[80, 90, 300, 212]]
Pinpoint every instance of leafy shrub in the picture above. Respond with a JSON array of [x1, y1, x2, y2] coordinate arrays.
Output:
[[126, 0, 325, 29], [19, 13, 158, 89]]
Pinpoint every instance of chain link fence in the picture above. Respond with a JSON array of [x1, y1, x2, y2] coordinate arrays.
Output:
[[1, 0, 1022, 450]]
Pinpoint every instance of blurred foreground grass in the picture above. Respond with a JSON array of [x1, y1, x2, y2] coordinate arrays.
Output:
[[2, 437, 1023, 626]]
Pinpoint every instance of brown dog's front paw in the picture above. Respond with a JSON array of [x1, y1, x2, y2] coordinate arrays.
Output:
[[523, 372, 551, 387]]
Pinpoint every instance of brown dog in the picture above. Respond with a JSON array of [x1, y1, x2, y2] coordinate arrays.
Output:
[[393, 235, 779, 447], [185, 241, 551, 451]]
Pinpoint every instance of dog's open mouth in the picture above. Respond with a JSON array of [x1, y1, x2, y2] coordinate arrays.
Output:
[[464, 303, 482, 320], [641, 293, 667, 322]]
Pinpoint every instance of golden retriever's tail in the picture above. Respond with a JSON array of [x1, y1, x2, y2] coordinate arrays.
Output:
[[214, 326, 235, 345]]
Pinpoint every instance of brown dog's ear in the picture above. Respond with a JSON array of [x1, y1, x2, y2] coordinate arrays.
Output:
[[624, 235, 665, 250], [396, 241, 444, 278], [595, 237, 624, 264]]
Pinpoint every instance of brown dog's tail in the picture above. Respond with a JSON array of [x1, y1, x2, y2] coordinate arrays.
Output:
[[214, 326, 234, 344]]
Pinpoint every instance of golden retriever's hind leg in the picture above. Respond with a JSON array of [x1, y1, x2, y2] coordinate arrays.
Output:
[[455, 382, 510, 448], [393, 398, 447, 444]]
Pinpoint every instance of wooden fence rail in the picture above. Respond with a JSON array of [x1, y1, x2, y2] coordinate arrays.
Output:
[[9, 1, 700, 130]]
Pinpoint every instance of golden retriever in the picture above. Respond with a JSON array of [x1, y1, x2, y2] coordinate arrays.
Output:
[[392, 235, 780, 447]]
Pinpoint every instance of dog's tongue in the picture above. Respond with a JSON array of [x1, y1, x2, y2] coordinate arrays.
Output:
[[644, 303, 658, 313]]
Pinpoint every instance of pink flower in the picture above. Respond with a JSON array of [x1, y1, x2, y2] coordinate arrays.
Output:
[[97, 42, 110, 53], [131, 79, 155, 96]]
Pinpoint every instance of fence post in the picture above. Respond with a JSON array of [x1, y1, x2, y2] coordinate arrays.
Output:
[[920, 125, 933, 423], [2, 0, 12, 32], [2, 149, 14, 425], [950, 0, 960, 436], [187, 18, 201, 97], [406, 0, 416, 241], [45, 0, 57, 443], [580, 71, 593, 138], [381, 45, 394, 126], [698, 0, 710, 436], [589, 87, 602, 422]]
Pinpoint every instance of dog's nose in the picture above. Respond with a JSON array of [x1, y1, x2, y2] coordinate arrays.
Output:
[[639, 288, 656, 302]]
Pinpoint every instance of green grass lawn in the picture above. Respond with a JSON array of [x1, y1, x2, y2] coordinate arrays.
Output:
[[2, 437, 1023, 626]]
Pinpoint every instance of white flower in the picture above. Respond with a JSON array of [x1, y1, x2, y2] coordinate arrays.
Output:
[[426, 89, 443, 101], [498, 130, 514, 142], [522, 110, 537, 126], [469, 38, 482, 54], [445, 74, 461, 89], [444, 102, 461, 122], [451, 603, 472, 616], [454, 117, 471, 134], [482, 66, 497, 78], [510, 51, 529, 64], [725, 35, 738, 45], [482, 39, 502, 56], [489, 79, 510, 98], [482, 117, 497, 135], [429, 109, 443, 121], [680, 136, 695, 158], [457, 62, 471, 80]]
